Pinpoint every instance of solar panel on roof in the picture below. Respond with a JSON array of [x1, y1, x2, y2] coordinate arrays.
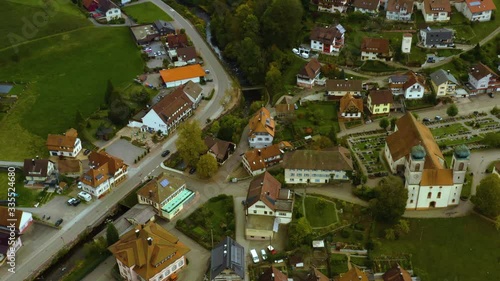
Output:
[[469, 1, 481, 6], [96, 174, 103, 181], [336, 24, 346, 34], [232, 247, 243, 265], [84, 175, 92, 181], [160, 179, 169, 187]]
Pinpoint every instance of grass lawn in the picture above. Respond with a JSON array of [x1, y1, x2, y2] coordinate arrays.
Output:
[[374, 216, 500, 281], [122, 2, 173, 24], [294, 102, 340, 136], [0, 26, 143, 161], [282, 53, 307, 86], [0, 171, 39, 207], [329, 254, 349, 276], [360, 61, 403, 73], [304, 196, 338, 227], [430, 123, 469, 139]]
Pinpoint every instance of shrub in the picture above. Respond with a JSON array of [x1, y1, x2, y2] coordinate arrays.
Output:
[[354, 232, 364, 241], [341, 229, 350, 238]]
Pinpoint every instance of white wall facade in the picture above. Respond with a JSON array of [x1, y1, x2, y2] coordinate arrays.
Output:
[[468, 74, 490, 89], [402, 36, 412, 53], [49, 138, 82, 158], [19, 212, 33, 234], [165, 77, 200, 88], [247, 202, 274, 216], [462, 7, 492, 21], [422, 10, 450, 22], [275, 211, 292, 224], [141, 111, 168, 134], [81, 179, 111, 198], [248, 133, 273, 149], [284, 168, 348, 184], [117, 256, 186, 281], [386, 10, 412, 21], [327, 90, 361, 96], [404, 83, 425, 99], [106, 8, 121, 22], [354, 7, 379, 14], [318, 2, 348, 13], [361, 51, 380, 61]]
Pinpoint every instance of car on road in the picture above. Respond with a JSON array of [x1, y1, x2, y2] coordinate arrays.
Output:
[[488, 93, 495, 98], [261, 249, 268, 260], [67, 198, 81, 206], [205, 78, 213, 82], [83, 149, 91, 156], [205, 69, 210, 74], [77, 181, 82, 189], [161, 150, 171, 157], [189, 167, 196, 174], [423, 118, 431, 122], [67, 198, 77, 206], [55, 219, 64, 227], [435, 116, 443, 121], [250, 249, 259, 263], [267, 245, 277, 255]]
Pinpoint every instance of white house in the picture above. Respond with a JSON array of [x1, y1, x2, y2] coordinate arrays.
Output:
[[401, 33, 412, 53], [108, 221, 190, 281], [23, 159, 56, 184], [420, 27, 453, 48], [181, 80, 203, 108], [421, 0, 451, 22], [457, 0, 496, 22], [466, 62, 500, 94], [325, 79, 363, 97], [310, 25, 345, 54], [317, 0, 349, 13], [242, 141, 293, 176], [283, 147, 353, 184], [159, 64, 206, 88], [389, 71, 426, 99], [0, 207, 33, 257], [386, 0, 414, 21], [353, 0, 380, 14], [80, 151, 127, 198], [384, 112, 469, 209], [46, 128, 82, 157], [296, 58, 322, 88], [248, 107, 275, 148], [106, 8, 121, 22], [360, 38, 392, 61]]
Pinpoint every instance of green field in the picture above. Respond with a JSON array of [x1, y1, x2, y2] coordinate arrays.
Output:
[[304, 196, 338, 227], [375, 216, 500, 281], [430, 123, 470, 139], [293, 102, 340, 136], [0, 6, 143, 161], [0, 171, 39, 207], [122, 2, 173, 24]]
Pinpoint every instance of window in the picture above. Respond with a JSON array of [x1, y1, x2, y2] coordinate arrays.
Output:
[[264, 211, 268, 215], [410, 200, 414, 204], [255, 205, 265, 208], [459, 162, 464, 171], [415, 163, 420, 171], [452, 199, 456, 203], [257, 138, 263, 141], [253, 210, 257, 214], [437, 192, 441, 199], [427, 192, 432, 199], [279, 212, 286, 216], [290, 173, 295, 176]]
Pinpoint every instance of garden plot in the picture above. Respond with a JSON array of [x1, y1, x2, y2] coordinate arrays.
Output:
[[349, 134, 387, 176]]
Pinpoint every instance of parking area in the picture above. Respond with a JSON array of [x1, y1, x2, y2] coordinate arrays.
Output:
[[144, 41, 167, 58], [105, 139, 146, 165]]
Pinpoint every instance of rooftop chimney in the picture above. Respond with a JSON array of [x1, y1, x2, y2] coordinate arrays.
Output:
[[32, 159, 35, 165], [258, 149, 261, 156], [358, 276, 363, 280], [36, 155, 39, 159], [147, 237, 153, 246], [223, 250, 227, 256], [149, 190, 153, 198], [135, 229, 140, 238]]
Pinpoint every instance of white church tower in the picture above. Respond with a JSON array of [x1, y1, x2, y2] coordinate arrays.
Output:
[[402, 33, 412, 54]]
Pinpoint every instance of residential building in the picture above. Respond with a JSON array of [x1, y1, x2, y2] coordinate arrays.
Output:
[[154, 20, 176, 36], [175, 46, 198, 65], [310, 25, 346, 54], [82, 0, 98, 11], [181, 80, 203, 108], [388, 71, 426, 99], [210, 236, 245, 281], [338, 267, 369, 281], [242, 142, 293, 176], [325, 79, 363, 98], [46, 128, 82, 157], [297, 58, 322, 88], [283, 147, 353, 184], [137, 173, 195, 220], [422, 0, 451, 22], [361, 38, 392, 61], [96, 204, 156, 238], [248, 107, 275, 148], [204, 136, 236, 165], [97, 0, 121, 22], [466, 62, 500, 94], [80, 151, 128, 198], [0, 207, 33, 257], [420, 27, 453, 48], [23, 158, 56, 184], [386, 0, 414, 21], [275, 104, 296, 119], [430, 69, 459, 96], [383, 264, 412, 281], [401, 33, 412, 53], [339, 93, 364, 120], [384, 112, 469, 209], [318, 0, 349, 13], [258, 267, 288, 281], [305, 268, 330, 281], [244, 172, 294, 240], [129, 24, 160, 45], [159, 64, 205, 88], [166, 34, 189, 49], [57, 159, 83, 178], [353, 0, 380, 14], [130, 85, 194, 134], [367, 89, 394, 114], [458, 0, 496, 22], [108, 221, 190, 281]]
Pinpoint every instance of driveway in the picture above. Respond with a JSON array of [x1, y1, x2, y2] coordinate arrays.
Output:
[[105, 139, 146, 165]]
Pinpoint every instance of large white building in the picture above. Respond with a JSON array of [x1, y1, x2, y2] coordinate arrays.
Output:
[[159, 65, 206, 88], [46, 128, 82, 158], [248, 107, 275, 148], [384, 112, 469, 210], [456, 0, 496, 22], [466, 62, 500, 95], [310, 25, 345, 54], [421, 0, 451, 22], [388, 71, 426, 99], [386, 0, 414, 21]]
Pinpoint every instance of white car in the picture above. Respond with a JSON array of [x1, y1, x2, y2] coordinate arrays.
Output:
[[250, 249, 259, 264], [261, 249, 268, 260], [292, 48, 299, 55], [77, 191, 92, 202]]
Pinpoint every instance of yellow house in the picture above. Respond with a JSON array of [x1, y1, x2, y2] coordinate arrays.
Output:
[[430, 69, 458, 96], [367, 89, 393, 114]]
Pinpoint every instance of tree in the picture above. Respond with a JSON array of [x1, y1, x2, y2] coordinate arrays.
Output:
[[471, 174, 500, 218], [104, 79, 114, 105], [446, 104, 459, 117], [106, 222, 119, 246], [176, 121, 207, 167], [265, 63, 284, 96], [250, 101, 265, 114], [395, 219, 410, 235], [287, 217, 312, 248], [75, 110, 85, 132], [261, 0, 303, 49], [312, 136, 332, 150], [209, 120, 220, 136], [108, 98, 131, 126], [390, 117, 398, 131], [197, 154, 218, 178], [369, 176, 408, 224], [379, 118, 389, 130], [481, 132, 500, 148]]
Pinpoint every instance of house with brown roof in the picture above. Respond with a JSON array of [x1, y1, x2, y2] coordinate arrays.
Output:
[[466, 62, 500, 94], [384, 112, 470, 209], [46, 128, 82, 157], [57, 159, 83, 178], [258, 266, 289, 281], [361, 38, 392, 61], [283, 147, 353, 184], [159, 64, 205, 88], [0, 207, 33, 257], [23, 158, 56, 184], [297, 58, 323, 88], [310, 25, 346, 54], [81, 151, 128, 198], [137, 173, 195, 220], [339, 93, 364, 120], [242, 142, 293, 176], [367, 89, 394, 114], [458, 0, 496, 21], [388, 71, 426, 99], [244, 172, 294, 241], [382, 264, 412, 281], [336, 266, 369, 281], [275, 104, 296, 119], [248, 107, 275, 148], [326, 79, 363, 98], [386, 0, 414, 21], [204, 136, 236, 165], [422, 0, 451, 22], [318, 0, 350, 13], [166, 33, 189, 49], [108, 221, 190, 281], [353, 0, 380, 14], [168, 46, 198, 65]]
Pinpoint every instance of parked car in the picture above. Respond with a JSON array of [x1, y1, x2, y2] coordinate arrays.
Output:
[[423, 118, 431, 122], [267, 245, 277, 255], [488, 93, 495, 98], [205, 69, 210, 74], [67, 198, 77, 206], [292, 48, 299, 55], [435, 116, 443, 121], [250, 249, 260, 263], [77, 191, 92, 202], [161, 150, 171, 157], [189, 167, 196, 174], [83, 149, 91, 156], [261, 249, 268, 260], [205, 78, 213, 82], [77, 181, 82, 189], [71, 198, 81, 206], [55, 219, 64, 227]]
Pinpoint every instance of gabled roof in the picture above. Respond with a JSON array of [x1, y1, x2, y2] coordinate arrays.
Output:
[[176, 46, 197, 62], [386, 0, 414, 13], [424, 0, 451, 12], [88, 150, 125, 175], [326, 79, 363, 92], [305, 268, 330, 281], [353, 0, 380, 10], [361, 38, 390, 54], [298, 58, 322, 79], [430, 69, 458, 86], [46, 128, 79, 152], [182, 80, 203, 100], [0, 207, 31, 233], [382, 264, 412, 281], [470, 62, 498, 80], [159, 64, 205, 83], [23, 159, 54, 178], [338, 266, 369, 281], [82, 151, 126, 187], [166, 34, 188, 48], [57, 159, 82, 174], [465, 0, 496, 13], [210, 236, 245, 279], [340, 93, 363, 114], [368, 89, 394, 105], [259, 266, 288, 281], [403, 71, 425, 90], [243, 142, 293, 172], [275, 104, 295, 115], [249, 107, 275, 137], [153, 20, 175, 32], [151, 86, 193, 126], [283, 147, 353, 171], [246, 172, 282, 210], [108, 221, 190, 280], [310, 25, 345, 44], [137, 173, 186, 204], [204, 136, 235, 162]]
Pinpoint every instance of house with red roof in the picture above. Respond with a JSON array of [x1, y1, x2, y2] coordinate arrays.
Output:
[[83, 0, 99, 11], [81, 151, 128, 198], [457, 0, 496, 21], [360, 38, 392, 61], [466, 62, 500, 94]]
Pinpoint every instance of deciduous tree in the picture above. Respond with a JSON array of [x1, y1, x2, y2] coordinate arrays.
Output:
[[106, 222, 119, 247], [481, 132, 500, 148], [265, 63, 283, 96], [197, 154, 218, 178], [176, 121, 207, 167], [446, 103, 459, 117], [472, 174, 500, 218], [369, 176, 408, 224], [379, 118, 389, 130], [261, 0, 303, 49], [287, 217, 312, 248]]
